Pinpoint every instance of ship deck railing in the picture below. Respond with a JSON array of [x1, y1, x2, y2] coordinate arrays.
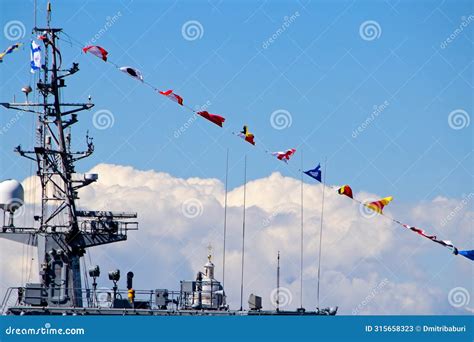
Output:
[[1, 283, 225, 314]]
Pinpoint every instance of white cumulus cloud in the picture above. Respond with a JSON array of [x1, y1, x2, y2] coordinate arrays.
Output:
[[0, 163, 472, 314]]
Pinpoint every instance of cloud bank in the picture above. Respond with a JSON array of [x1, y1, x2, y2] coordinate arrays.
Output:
[[1, 163, 472, 314]]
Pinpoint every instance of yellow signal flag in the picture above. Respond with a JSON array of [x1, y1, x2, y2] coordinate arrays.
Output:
[[365, 196, 393, 214]]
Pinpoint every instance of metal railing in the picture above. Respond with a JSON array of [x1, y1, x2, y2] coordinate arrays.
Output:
[[1, 283, 225, 314], [1, 287, 19, 315]]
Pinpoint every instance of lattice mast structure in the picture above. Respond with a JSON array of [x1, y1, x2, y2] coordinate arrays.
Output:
[[0, 3, 137, 308]]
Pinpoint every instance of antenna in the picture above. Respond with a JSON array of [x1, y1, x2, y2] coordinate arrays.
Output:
[[222, 148, 229, 288], [276, 250, 280, 312], [299, 149, 304, 310], [317, 157, 327, 309], [34, 0, 37, 28], [207, 243, 213, 259], [47, 1, 51, 27], [239, 154, 247, 311]]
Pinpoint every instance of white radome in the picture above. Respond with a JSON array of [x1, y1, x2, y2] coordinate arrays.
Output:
[[0, 179, 24, 211]]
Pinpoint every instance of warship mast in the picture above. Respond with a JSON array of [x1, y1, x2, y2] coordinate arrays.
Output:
[[0, 2, 137, 309]]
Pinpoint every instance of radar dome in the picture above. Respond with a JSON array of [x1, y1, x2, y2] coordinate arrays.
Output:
[[0, 179, 24, 212]]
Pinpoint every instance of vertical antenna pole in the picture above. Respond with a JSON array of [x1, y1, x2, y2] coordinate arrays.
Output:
[[47, 1, 51, 27], [276, 250, 280, 312], [34, 0, 37, 28], [222, 148, 229, 289], [299, 149, 304, 309], [317, 157, 327, 309], [239, 155, 247, 311]]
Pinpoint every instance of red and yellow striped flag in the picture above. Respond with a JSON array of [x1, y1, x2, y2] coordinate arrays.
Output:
[[365, 196, 393, 214]]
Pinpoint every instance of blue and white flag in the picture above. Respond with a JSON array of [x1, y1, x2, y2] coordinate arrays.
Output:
[[30, 41, 41, 73], [459, 250, 474, 261], [304, 163, 322, 182]]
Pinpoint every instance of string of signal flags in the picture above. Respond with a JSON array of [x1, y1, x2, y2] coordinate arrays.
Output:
[[82, 43, 473, 262], [3, 37, 472, 262]]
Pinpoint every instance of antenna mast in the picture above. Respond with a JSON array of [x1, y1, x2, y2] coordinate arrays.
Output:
[[0, 1, 137, 309], [317, 158, 327, 309], [34, 0, 37, 28], [239, 155, 247, 311], [299, 149, 304, 311], [222, 148, 229, 289], [276, 251, 280, 312]]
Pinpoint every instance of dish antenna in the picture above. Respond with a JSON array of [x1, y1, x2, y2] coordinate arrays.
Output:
[[0, 179, 24, 227]]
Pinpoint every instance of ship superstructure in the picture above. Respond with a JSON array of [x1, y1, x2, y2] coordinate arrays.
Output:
[[0, 2, 138, 314]]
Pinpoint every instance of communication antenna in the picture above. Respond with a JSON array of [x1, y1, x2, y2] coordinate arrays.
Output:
[[34, 0, 37, 28], [276, 251, 280, 312], [207, 243, 213, 258], [222, 148, 229, 288], [239, 155, 247, 311], [317, 158, 327, 309], [299, 149, 304, 311]]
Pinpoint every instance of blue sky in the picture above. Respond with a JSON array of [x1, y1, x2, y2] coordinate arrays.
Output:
[[0, 0, 472, 202]]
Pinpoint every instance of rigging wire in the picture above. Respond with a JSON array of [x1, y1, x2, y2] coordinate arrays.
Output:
[[239, 154, 247, 311], [317, 158, 327, 309], [222, 148, 229, 289], [299, 149, 304, 309]]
